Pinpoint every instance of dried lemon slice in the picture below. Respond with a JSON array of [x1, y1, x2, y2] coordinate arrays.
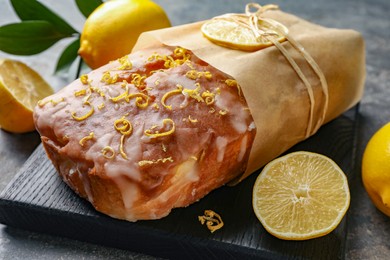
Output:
[[252, 151, 350, 240], [201, 17, 288, 51]]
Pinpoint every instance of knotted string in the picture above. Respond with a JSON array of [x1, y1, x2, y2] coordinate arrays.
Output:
[[211, 3, 329, 137]]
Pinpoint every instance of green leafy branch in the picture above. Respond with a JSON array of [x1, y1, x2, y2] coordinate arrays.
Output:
[[0, 0, 103, 73]]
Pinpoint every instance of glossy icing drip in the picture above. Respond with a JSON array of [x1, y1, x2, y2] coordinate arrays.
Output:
[[216, 136, 228, 162]]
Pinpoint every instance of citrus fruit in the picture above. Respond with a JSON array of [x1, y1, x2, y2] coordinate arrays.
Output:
[[201, 18, 288, 51], [0, 59, 53, 133], [78, 0, 171, 69], [252, 151, 350, 240], [362, 122, 390, 217]]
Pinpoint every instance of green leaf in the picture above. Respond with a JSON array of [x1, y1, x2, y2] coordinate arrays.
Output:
[[75, 0, 103, 18], [0, 21, 70, 55], [55, 38, 80, 73], [10, 0, 78, 35]]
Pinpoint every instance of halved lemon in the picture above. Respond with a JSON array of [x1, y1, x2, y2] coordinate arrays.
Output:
[[0, 59, 54, 133], [201, 18, 288, 51], [252, 151, 350, 240]]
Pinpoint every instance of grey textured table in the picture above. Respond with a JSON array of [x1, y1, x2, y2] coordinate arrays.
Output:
[[0, 0, 389, 259]]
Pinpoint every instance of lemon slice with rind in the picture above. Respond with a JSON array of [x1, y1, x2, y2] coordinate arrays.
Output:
[[0, 59, 53, 133], [201, 17, 288, 51], [252, 151, 350, 240]]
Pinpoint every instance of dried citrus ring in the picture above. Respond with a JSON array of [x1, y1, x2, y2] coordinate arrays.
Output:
[[252, 151, 350, 240], [201, 17, 288, 51]]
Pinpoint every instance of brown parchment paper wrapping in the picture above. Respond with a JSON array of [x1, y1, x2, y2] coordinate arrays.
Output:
[[133, 10, 365, 182]]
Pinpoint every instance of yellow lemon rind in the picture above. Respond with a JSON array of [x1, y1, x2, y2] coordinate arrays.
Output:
[[201, 19, 288, 52]]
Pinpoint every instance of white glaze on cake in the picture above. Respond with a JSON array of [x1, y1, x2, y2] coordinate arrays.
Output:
[[34, 46, 256, 221]]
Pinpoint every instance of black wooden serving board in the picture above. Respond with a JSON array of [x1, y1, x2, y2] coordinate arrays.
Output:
[[0, 106, 359, 260]]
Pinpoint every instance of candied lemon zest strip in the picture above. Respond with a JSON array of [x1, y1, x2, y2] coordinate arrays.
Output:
[[128, 93, 149, 108], [202, 90, 215, 105], [162, 143, 167, 152], [116, 55, 133, 70], [119, 135, 128, 159], [80, 74, 89, 85], [198, 210, 224, 233], [147, 47, 191, 69], [114, 117, 133, 159], [225, 79, 242, 97], [219, 109, 228, 116], [110, 85, 129, 102], [144, 118, 175, 138], [186, 70, 213, 80], [37, 97, 65, 107], [110, 86, 149, 108], [203, 71, 213, 80], [102, 146, 115, 159], [185, 70, 199, 80], [89, 85, 106, 98], [188, 115, 198, 123], [161, 85, 183, 110], [185, 60, 195, 70], [138, 156, 174, 167], [79, 132, 95, 147], [131, 73, 146, 88], [114, 117, 133, 136], [101, 71, 118, 84], [183, 83, 204, 102], [74, 89, 87, 97], [71, 101, 94, 121], [97, 103, 105, 110]]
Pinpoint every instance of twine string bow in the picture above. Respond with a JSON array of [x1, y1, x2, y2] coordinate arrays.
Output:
[[213, 3, 329, 137]]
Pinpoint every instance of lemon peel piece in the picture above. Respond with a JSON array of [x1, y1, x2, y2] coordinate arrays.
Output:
[[138, 156, 173, 167], [225, 79, 242, 97], [110, 85, 149, 108], [185, 70, 213, 80], [219, 109, 228, 116], [198, 210, 224, 233], [144, 118, 175, 138], [102, 146, 115, 159], [80, 74, 89, 85], [101, 71, 118, 84], [131, 73, 146, 88], [183, 83, 204, 103], [110, 85, 129, 102], [161, 85, 183, 110], [201, 90, 215, 105], [71, 101, 94, 121], [74, 89, 87, 97], [114, 117, 133, 136], [37, 97, 65, 107], [119, 135, 128, 159], [116, 55, 133, 70], [128, 93, 149, 109], [147, 47, 191, 69], [188, 115, 198, 123], [79, 132, 95, 147]]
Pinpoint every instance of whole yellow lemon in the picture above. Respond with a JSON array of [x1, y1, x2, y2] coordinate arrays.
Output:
[[78, 0, 171, 69], [362, 122, 390, 216]]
